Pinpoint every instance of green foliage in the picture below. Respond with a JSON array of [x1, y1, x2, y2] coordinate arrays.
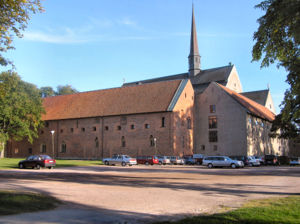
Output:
[[0, 0, 43, 66], [40, 86, 55, 97], [252, 0, 300, 139], [0, 190, 60, 215], [40, 85, 78, 97], [155, 196, 300, 224], [55, 85, 78, 95], [0, 71, 44, 143]]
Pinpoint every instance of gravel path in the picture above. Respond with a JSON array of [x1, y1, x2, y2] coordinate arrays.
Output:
[[0, 165, 299, 223]]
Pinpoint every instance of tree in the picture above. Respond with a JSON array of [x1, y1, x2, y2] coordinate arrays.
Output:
[[40, 86, 55, 98], [252, 0, 300, 138], [56, 85, 78, 95], [0, 71, 44, 143], [0, 0, 43, 66]]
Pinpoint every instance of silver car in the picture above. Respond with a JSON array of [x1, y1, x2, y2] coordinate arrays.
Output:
[[169, 156, 185, 165], [157, 156, 171, 165], [103, 154, 137, 166], [203, 156, 244, 168]]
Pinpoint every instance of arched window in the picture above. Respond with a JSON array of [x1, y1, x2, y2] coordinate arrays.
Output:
[[150, 135, 155, 147], [95, 137, 99, 148], [187, 117, 192, 129], [121, 136, 126, 147], [40, 144, 46, 153], [61, 142, 66, 153]]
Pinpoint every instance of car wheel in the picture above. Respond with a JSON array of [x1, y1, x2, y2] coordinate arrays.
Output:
[[104, 161, 109, 166], [121, 162, 126, 166], [249, 163, 253, 167], [208, 163, 213, 168], [231, 163, 237, 169], [145, 161, 149, 165], [159, 161, 162, 165], [19, 163, 24, 169], [36, 164, 41, 169], [48, 166, 53, 169]]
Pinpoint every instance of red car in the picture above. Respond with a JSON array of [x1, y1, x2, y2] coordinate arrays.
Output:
[[18, 155, 56, 169], [136, 156, 159, 165]]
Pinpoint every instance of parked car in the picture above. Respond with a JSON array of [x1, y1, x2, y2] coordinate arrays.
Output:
[[247, 156, 261, 166], [193, 154, 204, 165], [202, 156, 244, 168], [264, 154, 280, 165], [183, 155, 196, 165], [136, 156, 159, 165], [18, 155, 56, 169], [103, 154, 137, 166], [157, 156, 171, 165], [229, 156, 250, 166], [253, 156, 264, 165], [290, 157, 300, 166], [169, 156, 185, 165]]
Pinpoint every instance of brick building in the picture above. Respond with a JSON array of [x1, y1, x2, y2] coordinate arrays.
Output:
[[5, 7, 289, 159]]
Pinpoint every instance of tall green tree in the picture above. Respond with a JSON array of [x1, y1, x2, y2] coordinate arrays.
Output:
[[56, 85, 78, 95], [40, 86, 55, 97], [0, 0, 43, 66], [0, 71, 44, 143], [252, 0, 300, 138]]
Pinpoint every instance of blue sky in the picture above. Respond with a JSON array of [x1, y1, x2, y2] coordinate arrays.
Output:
[[1, 0, 288, 113]]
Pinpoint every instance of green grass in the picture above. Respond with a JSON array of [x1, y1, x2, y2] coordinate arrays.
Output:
[[155, 196, 300, 224], [0, 158, 102, 169], [0, 190, 60, 216]]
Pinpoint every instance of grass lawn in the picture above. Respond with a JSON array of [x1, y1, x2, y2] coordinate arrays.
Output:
[[0, 158, 102, 169], [155, 196, 300, 224], [0, 190, 60, 216]]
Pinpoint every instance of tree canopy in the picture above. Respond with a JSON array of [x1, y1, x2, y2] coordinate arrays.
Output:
[[0, 0, 43, 66], [40, 85, 78, 97], [252, 0, 300, 138], [0, 71, 44, 143]]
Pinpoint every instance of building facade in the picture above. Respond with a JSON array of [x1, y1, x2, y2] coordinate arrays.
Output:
[[5, 7, 289, 159]]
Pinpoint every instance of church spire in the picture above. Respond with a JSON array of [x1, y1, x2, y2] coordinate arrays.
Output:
[[188, 5, 201, 76]]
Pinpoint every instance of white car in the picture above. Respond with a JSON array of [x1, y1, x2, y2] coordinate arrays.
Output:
[[103, 154, 137, 166], [248, 156, 261, 166]]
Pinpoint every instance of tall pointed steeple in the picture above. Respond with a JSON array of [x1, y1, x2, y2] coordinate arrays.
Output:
[[188, 5, 201, 77]]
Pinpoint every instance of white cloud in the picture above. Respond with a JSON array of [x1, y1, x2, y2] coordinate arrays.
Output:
[[118, 17, 137, 27]]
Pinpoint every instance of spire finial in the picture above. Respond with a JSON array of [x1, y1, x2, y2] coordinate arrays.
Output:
[[188, 4, 201, 76]]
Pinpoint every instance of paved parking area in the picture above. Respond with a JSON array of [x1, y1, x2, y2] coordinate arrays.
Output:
[[0, 165, 299, 224]]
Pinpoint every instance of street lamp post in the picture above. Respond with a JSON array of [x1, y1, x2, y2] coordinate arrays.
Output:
[[50, 130, 55, 158], [154, 137, 157, 155]]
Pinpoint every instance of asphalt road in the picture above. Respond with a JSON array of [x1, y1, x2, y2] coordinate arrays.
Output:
[[0, 165, 299, 224]]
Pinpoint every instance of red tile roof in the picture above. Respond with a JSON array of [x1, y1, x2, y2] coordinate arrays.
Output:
[[217, 83, 275, 121], [42, 80, 183, 121]]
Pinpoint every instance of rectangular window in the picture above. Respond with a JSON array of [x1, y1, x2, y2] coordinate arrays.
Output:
[[145, 124, 150, 129], [130, 124, 135, 130], [208, 116, 217, 129], [209, 131, 218, 142], [210, 105, 216, 113], [213, 145, 218, 151], [105, 126, 109, 131], [70, 128, 74, 133], [93, 127, 97, 131], [201, 145, 205, 151], [161, 117, 165, 127], [117, 125, 121, 130], [81, 127, 85, 132], [60, 129, 63, 133], [187, 117, 192, 129]]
